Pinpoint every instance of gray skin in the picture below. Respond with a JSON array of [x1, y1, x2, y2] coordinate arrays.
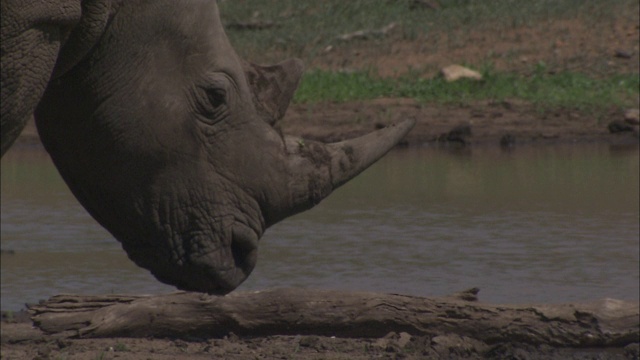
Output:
[[2, 0, 414, 295], [1, 0, 111, 155]]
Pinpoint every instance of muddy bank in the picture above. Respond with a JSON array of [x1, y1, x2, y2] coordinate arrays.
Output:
[[281, 99, 639, 147], [2, 324, 637, 359], [12, 99, 640, 151]]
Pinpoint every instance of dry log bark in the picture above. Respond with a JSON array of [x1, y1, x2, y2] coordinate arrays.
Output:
[[29, 288, 638, 348]]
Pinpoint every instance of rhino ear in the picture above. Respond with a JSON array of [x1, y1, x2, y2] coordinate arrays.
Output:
[[52, 0, 113, 79], [243, 58, 304, 125]]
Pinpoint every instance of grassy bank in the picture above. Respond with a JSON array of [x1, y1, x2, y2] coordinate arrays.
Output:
[[220, 0, 639, 63], [294, 66, 639, 110], [220, 0, 639, 111]]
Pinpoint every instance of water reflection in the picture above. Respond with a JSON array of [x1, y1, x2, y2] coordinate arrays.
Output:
[[1, 143, 638, 311]]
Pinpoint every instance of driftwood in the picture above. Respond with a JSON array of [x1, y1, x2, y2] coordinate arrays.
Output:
[[29, 288, 638, 348], [336, 23, 397, 42]]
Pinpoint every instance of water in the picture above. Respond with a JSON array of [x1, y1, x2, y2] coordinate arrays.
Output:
[[1, 144, 638, 311]]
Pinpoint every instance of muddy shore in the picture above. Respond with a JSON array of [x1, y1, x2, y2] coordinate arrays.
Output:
[[10, 99, 640, 151], [2, 318, 638, 360]]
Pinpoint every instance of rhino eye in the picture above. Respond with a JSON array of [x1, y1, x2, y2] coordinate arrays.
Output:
[[195, 86, 228, 125], [207, 88, 226, 108]]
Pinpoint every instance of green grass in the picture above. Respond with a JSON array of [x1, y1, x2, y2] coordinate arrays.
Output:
[[294, 65, 639, 110], [219, 0, 639, 110], [220, 0, 638, 62]]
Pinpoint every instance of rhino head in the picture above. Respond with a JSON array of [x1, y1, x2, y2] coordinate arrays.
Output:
[[35, 0, 414, 294]]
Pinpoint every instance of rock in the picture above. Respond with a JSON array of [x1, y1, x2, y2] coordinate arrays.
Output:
[[608, 120, 634, 133], [397, 332, 412, 348], [440, 65, 483, 82], [410, 0, 441, 10], [445, 124, 472, 144], [436, 124, 472, 145], [624, 108, 640, 125], [226, 20, 280, 31], [500, 133, 516, 148], [614, 49, 633, 59]]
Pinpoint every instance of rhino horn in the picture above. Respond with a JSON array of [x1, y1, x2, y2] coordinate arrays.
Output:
[[265, 119, 415, 225]]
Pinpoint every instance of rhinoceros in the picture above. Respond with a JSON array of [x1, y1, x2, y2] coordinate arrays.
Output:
[[1, 0, 414, 294]]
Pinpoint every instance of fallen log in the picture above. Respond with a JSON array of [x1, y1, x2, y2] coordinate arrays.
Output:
[[28, 288, 638, 349]]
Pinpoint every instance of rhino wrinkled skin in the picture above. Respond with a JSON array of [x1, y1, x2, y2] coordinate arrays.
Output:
[[1, 0, 414, 294]]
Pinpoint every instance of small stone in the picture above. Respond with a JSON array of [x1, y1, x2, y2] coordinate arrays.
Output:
[[446, 124, 472, 145], [397, 332, 412, 348], [440, 65, 483, 82], [624, 109, 640, 125], [500, 134, 516, 148], [410, 0, 441, 10], [608, 120, 634, 133], [614, 49, 633, 59]]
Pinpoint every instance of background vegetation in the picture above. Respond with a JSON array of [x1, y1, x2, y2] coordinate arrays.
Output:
[[219, 0, 639, 110]]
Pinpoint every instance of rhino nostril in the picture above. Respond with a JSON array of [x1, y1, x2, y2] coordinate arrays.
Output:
[[230, 224, 259, 274]]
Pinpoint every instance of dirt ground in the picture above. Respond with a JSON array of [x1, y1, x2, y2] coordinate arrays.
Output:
[[2, 309, 638, 360], [2, 5, 639, 360], [13, 95, 640, 149]]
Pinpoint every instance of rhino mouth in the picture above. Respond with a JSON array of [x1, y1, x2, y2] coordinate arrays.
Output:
[[134, 220, 260, 295], [187, 224, 258, 294]]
